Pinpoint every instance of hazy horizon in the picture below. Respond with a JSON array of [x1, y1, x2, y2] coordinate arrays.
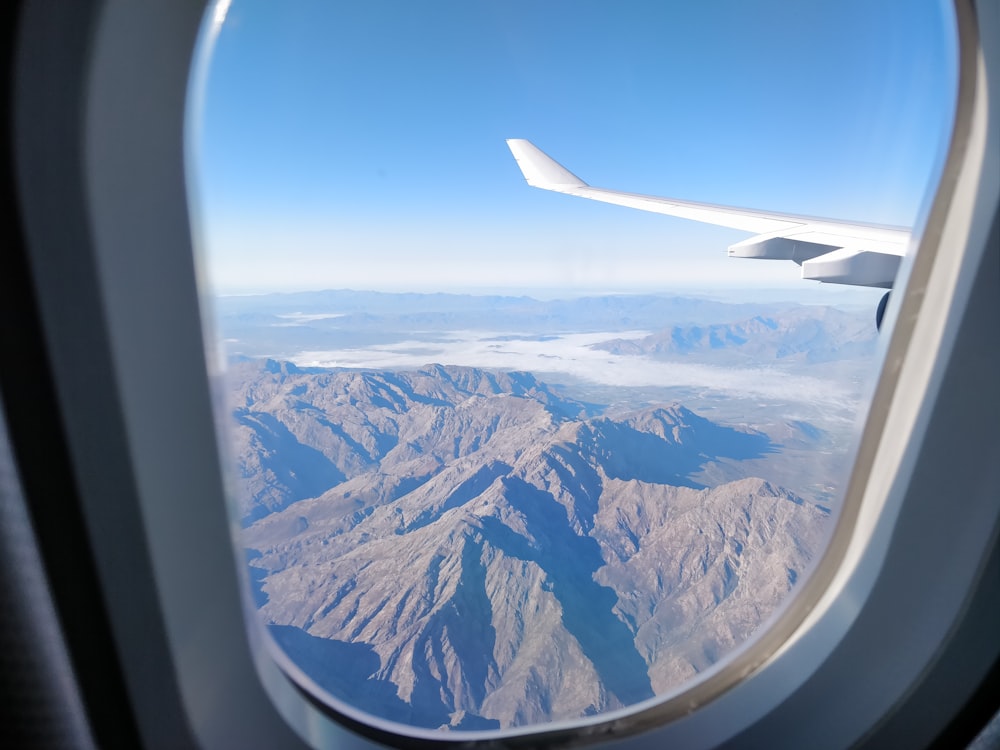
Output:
[[210, 282, 886, 309]]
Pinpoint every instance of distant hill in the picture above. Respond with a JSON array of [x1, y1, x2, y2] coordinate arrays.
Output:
[[215, 289, 800, 327], [231, 360, 829, 728], [213, 290, 817, 359], [591, 307, 876, 364]]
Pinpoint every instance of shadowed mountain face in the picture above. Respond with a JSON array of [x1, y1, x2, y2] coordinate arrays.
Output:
[[232, 360, 828, 729]]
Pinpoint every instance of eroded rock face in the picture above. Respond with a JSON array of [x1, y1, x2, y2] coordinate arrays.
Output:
[[233, 361, 828, 729]]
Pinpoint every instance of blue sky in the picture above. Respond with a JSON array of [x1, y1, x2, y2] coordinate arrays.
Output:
[[189, 0, 955, 295]]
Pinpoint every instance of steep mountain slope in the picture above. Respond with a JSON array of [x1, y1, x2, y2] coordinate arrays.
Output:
[[232, 361, 829, 728]]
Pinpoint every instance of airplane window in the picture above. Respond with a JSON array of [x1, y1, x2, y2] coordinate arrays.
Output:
[[186, 0, 955, 739]]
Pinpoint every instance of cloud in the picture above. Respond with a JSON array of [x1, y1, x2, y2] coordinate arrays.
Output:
[[292, 330, 854, 406], [271, 312, 347, 327]]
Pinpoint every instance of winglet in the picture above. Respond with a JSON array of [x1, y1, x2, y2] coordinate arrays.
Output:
[[506, 139, 587, 189]]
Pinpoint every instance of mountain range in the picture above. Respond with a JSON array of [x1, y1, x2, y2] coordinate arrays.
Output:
[[591, 307, 876, 364], [213, 289, 879, 365], [231, 360, 830, 729]]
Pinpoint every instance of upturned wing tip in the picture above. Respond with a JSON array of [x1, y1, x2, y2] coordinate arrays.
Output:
[[505, 139, 587, 189]]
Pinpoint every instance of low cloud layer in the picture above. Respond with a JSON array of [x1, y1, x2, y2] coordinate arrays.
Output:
[[292, 330, 855, 406]]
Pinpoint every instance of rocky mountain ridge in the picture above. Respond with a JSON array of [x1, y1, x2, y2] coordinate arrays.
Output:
[[231, 360, 829, 729]]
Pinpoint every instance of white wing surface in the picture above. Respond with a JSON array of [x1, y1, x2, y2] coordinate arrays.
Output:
[[506, 138, 910, 288]]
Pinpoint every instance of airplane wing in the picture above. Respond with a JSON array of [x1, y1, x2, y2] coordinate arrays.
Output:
[[506, 138, 910, 288]]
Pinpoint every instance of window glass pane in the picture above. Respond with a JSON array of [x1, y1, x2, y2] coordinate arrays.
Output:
[[188, 0, 954, 735]]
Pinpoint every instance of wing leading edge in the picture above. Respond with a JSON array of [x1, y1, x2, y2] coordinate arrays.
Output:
[[505, 138, 910, 288]]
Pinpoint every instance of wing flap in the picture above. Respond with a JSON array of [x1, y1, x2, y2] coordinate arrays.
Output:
[[802, 247, 901, 288]]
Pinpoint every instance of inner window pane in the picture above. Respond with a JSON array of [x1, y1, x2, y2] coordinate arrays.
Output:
[[188, 0, 954, 735]]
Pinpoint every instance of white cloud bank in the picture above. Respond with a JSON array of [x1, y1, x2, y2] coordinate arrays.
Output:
[[292, 330, 854, 407]]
